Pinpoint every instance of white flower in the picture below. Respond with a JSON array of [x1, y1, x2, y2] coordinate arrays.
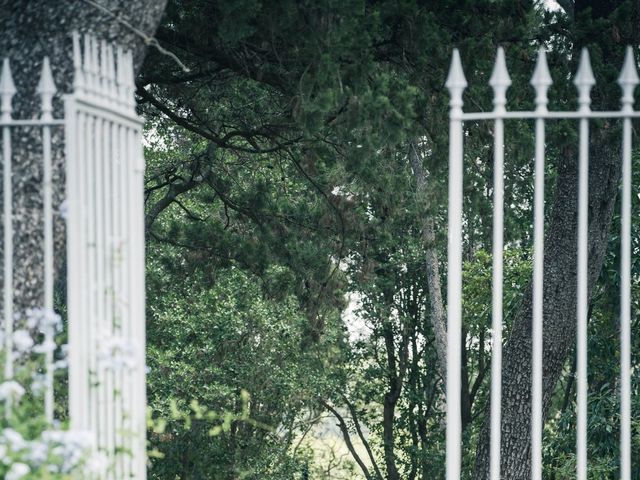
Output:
[[33, 339, 57, 354], [97, 333, 137, 371], [0, 381, 25, 402], [12, 330, 33, 353], [25, 307, 62, 334], [59, 199, 68, 220], [41, 429, 93, 473], [31, 373, 46, 394], [5, 462, 29, 480], [2, 428, 26, 451], [54, 358, 68, 370], [84, 451, 109, 475], [26, 440, 48, 465]]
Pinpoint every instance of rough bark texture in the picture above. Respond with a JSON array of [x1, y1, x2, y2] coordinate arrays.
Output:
[[0, 1, 166, 314], [471, 2, 638, 477], [472, 136, 621, 479], [408, 141, 448, 382]]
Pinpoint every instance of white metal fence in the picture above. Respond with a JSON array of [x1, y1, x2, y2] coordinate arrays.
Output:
[[446, 47, 636, 479], [1, 32, 146, 479]]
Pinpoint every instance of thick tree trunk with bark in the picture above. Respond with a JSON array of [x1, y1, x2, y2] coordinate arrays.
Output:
[[408, 141, 448, 382], [470, 2, 639, 476], [0, 1, 166, 313], [472, 135, 621, 479]]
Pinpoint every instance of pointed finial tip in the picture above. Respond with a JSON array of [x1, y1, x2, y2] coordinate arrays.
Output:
[[0, 58, 17, 95], [446, 48, 468, 90], [37, 56, 57, 94], [530, 48, 552, 87], [489, 46, 512, 88], [618, 46, 639, 86], [574, 47, 596, 87]]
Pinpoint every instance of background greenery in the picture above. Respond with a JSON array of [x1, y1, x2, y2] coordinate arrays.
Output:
[[139, 1, 640, 478]]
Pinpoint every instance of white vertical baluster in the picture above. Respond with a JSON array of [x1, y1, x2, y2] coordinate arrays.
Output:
[[1, 59, 15, 410], [81, 111, 91, 430], [574, 47, 595, 480], [125, 51, 136, 110], [83, 35, 94, 99], [107, 45, 117, 103], [102, 113, 113, 477], [68, 30, 85, 431], [87, 111, 99, 448], [132, 126, 147, 480], [617, 45, 637, 480], [72, 31, 86, 98], [445, 48, 466, 480], [121, 124, 132, 479], [100, 40, 109, 104], [489, 46, 511, 480], [113, 121, 124, 479], [64, 93, 79, 429], [115, 47, 127, 106], [96, 112, 107, 456], [128, 125, 139, 478], [37, 56, 57, 424], [530, 47, 552, 480], [91, 37, 100, 105]]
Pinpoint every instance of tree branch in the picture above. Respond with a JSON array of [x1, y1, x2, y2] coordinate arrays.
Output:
[[320, 400, 375, 480]]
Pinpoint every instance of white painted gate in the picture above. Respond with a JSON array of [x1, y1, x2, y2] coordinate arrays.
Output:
[[446, 47, 636, 479], [1, 32, 146, 478], [65, 33, 147, 479]]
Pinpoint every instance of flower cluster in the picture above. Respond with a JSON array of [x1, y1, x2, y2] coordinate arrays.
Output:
[[97, 333, 137, 371], [6, 308, 65, 360], [0, 381, 25, 403], [0, 427, 108, 478], [24, 308, 63, 335]]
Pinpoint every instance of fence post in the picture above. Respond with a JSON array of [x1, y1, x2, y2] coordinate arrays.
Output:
[[445, 48, 466, 480]]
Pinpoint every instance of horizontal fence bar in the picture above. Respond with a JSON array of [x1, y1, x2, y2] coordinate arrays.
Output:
[[461, 110, 640, 120], [0, 120, 64, 127], [74, 96, 142, 126]]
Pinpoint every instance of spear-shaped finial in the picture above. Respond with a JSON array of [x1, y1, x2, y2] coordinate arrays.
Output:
[[446, 49, 467, 114], [618, 46, 638, 111], [72, 31, 85, 95], [125, 50, 136, 109], [100, 39, 109, 96], [106, 44, 116, 101], [0, 58, 16, 122], [574, 48, 596, 111], [83, 34, 95, 96], [489, 47, 511, 112], [530, 48, 552, 111], [36, 57, 57, 122]]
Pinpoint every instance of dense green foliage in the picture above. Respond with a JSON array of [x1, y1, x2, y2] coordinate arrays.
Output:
[[141, 1, 640, 478]]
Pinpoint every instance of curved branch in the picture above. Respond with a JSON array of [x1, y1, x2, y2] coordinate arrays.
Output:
[[320, 400, 377, 480]]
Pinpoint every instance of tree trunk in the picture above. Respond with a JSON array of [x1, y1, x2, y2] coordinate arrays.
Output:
[[471, 2, 638, 476], [382, 320, 403, 480], [472, 136, 620, 479], [0, 1, 166, 313], [408, 141, 447, 381]]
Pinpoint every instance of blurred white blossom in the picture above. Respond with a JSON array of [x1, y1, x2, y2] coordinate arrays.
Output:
[[0, 381, 25, 402], [33, 339, 56, 354], [5, 462, 29, 480], [2, 428, 27, 451], [12, 330, 33, 353], [98, 333, 137, 371], [31, 373, 46, 394], [59, 199, 68, 220], [24, 308, 62, 334]]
